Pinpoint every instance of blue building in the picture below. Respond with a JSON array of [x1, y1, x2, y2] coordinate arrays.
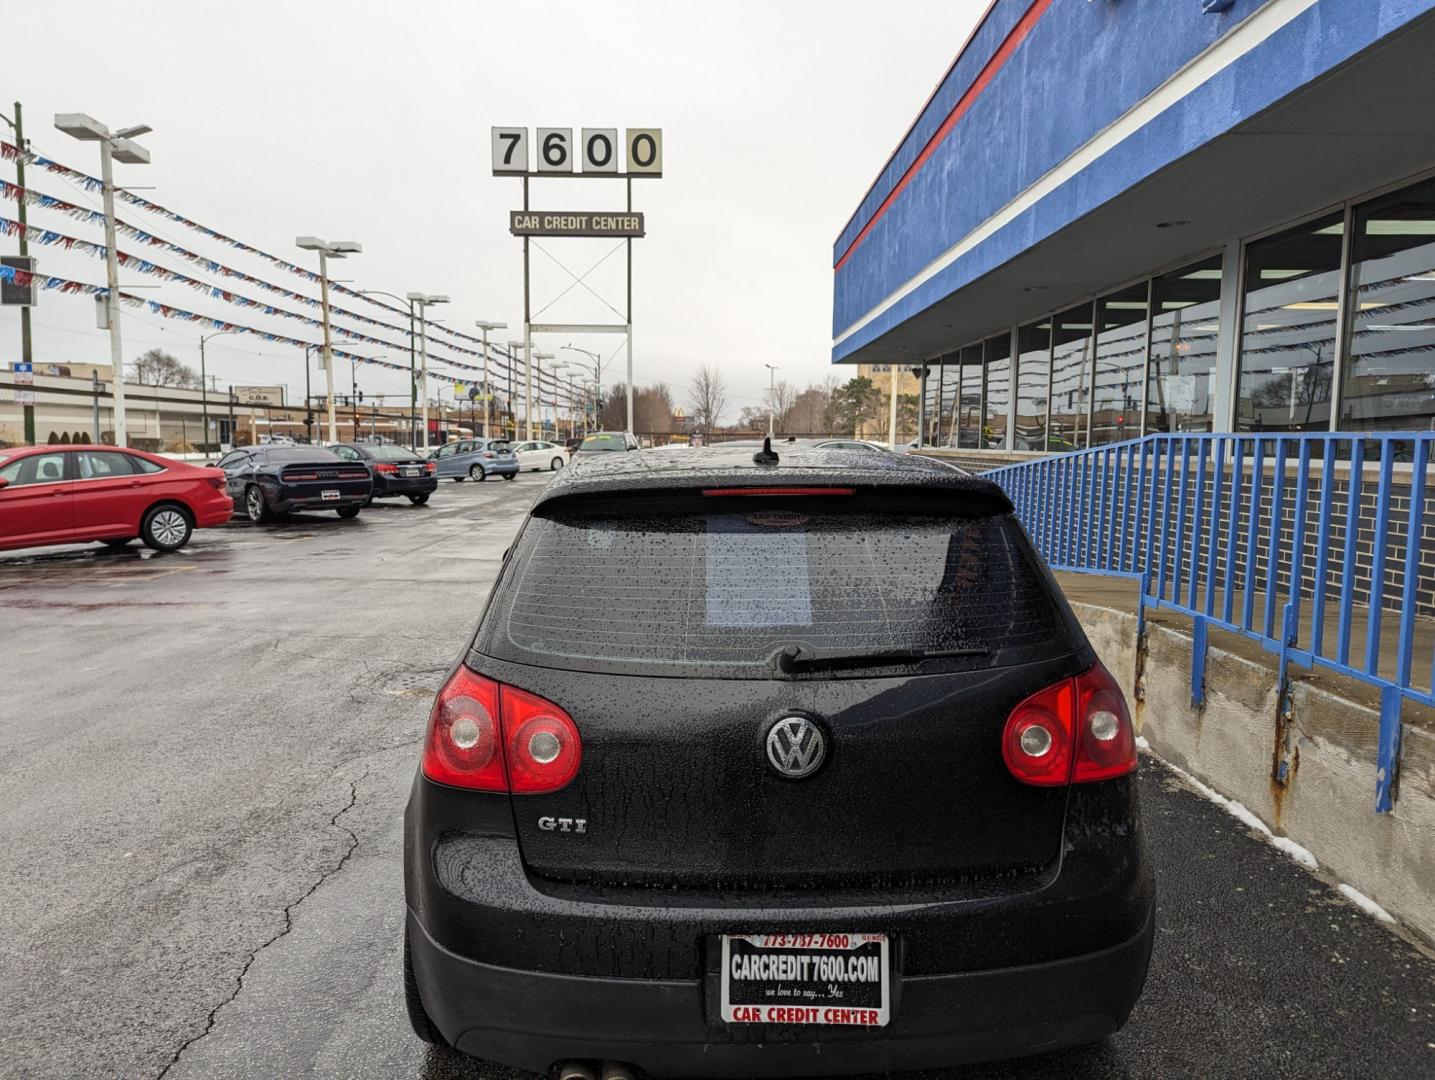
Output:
[[832, 0, 1435, 449]]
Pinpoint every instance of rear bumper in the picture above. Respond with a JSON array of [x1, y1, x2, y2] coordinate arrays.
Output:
[[272, 487, 370, 512], [408, 906, 1153, 1076], [194, 497, 233, 528], [374, 475, 438, 496], [406, 774, 1154, 1074]]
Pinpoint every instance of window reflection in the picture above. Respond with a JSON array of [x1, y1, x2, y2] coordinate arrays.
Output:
[[1090, 284, 1148, 445], [1015, 321, 1050, 451], [1237, 213, 1343, 432], [983, 333, 1011, 449], [958, 343, 983, 448], [1341, 176, 1435, 432], [1048, 304, 1094, 451], [1147, 255, 1222, 433]]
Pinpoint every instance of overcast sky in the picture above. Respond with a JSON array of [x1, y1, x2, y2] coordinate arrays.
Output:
[[3, 0, 984, 422]]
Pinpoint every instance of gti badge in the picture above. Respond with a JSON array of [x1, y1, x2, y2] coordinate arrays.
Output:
[[765, 716, 826, 779], [538, 816, 587, 834]]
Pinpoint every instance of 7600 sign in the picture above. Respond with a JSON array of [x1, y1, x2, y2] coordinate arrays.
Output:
[[491, 127, 662, 177]]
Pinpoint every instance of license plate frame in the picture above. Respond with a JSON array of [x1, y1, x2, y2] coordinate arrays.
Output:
[[719, 933, 890, 1028], [321, 489, 340, 501]]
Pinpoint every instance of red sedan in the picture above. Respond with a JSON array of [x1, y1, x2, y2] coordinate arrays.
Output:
[[0, 445, 232, 554]]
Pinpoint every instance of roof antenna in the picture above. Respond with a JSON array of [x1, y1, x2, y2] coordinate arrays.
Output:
[[753, 436, 779, 466]]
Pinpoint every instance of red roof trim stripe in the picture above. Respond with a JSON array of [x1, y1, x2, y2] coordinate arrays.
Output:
[[833, 0, 1055, 274]]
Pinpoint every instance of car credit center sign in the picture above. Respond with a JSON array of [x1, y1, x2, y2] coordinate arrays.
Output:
[[509, 211, 644, 238]]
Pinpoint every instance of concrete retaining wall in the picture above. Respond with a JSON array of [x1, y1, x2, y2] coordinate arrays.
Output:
[[1073, 600, 1435, 945]]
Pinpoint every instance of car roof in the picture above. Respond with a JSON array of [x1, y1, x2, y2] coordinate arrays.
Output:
[[534, 444, 1008, 511]]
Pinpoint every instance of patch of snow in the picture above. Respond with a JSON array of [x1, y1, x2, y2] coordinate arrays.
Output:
[[1152, 755, 1320, 869], [1337, 883, 1395, 923], [1135, 735, 1151, 752]]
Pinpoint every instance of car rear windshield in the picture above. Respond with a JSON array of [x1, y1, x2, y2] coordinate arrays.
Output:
[[487, 441, 511, 452], [477, 498, 1075, 677], [370, 445, 421, 461], [580, 434, 626, 451], [267, 448, 338, 462]]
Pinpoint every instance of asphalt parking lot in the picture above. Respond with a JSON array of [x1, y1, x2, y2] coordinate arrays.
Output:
[[2, 469, 1433, 1080]]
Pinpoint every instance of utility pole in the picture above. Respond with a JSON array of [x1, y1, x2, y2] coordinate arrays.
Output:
[[888, 363, 899, 450], [5, 102, 36, 444]]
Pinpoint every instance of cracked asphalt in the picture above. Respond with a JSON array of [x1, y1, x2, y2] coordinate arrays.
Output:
[[3, 467, 1434, 1080]]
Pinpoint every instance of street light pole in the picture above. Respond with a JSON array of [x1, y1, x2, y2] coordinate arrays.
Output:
[[406, 293, 449, 450], [198, 331, 239, 451], [474, 320, 507, 440], [296, 236, 362, 444], [562, 345, 603, 435], [56, 113, 151, 446]]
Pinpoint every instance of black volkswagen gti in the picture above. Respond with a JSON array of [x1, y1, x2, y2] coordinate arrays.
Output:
[[404, 444, 1154, 1078]]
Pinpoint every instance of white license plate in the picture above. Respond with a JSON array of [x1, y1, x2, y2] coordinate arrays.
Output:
[[720, 933, 890, 1027], [402, 468, 421, 477], [321, 489, 340, 500]]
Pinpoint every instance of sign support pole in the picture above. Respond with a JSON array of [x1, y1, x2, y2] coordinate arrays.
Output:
[[523, 176, 533, 442], [626, 176, 634, 435]]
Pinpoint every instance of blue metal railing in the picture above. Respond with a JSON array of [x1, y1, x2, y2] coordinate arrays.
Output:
[[984, 432, 1434, 813]]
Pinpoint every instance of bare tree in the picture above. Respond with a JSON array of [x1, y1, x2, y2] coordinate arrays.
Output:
[[132, 348, 199, 388], [767, 379, 798, 431], [782, 384, 835, 434], [688, 364, 729, 432]]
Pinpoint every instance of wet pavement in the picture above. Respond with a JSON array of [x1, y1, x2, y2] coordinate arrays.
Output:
[[2, 468, 1433, 1080]]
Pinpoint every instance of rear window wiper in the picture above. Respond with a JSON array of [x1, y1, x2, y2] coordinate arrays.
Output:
[[772, 642, 991, 674]]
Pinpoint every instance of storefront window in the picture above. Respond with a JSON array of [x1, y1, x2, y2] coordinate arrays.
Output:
[[983, 332, 1011, 449], [923, 361, 943, 444], [1340, 176, 1435, 431], [1147, 254, 1222, 433], [1048, 304, 1094, 451], [1090, 284, 1148, 445], [1236, 212, 1343, 432], [957, 343, 983, 448], [1014, 321, 1050, 451]]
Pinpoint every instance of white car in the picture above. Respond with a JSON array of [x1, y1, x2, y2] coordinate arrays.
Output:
[[510, 440, 568, 472]]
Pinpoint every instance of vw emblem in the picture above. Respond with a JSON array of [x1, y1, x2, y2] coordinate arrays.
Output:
[[765, 717, 826, 780]]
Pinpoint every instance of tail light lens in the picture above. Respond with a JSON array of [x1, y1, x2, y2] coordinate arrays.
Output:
[[423, 667, 581, 793], [206, 472, 227, 490], [482, 451, 496, 459], [424, 461, 436, 473], [1001, 663, 1136, 786], [374, 463, 399, 475]]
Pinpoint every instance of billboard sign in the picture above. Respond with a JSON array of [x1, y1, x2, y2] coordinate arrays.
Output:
[[233, 384, 285, 407]]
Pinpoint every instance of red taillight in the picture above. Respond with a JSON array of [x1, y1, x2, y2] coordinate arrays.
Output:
[[423, 668, 581, 793], [701, 487, 856, 497], [424, 461, 436, 473], [482, 451, 496, 459], [374, 462, 399, 474], [1001, 663, 1136, 786], [501, 685, 582, 793], [206, 473, 227, 490]]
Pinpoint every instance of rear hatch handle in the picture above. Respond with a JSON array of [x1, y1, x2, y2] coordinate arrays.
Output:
[[772, 642, 991, 675]]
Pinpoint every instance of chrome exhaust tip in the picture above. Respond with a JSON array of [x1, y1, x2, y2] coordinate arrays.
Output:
[[555, 1064, 598, 1080], [600, 1065, 639, 1080]]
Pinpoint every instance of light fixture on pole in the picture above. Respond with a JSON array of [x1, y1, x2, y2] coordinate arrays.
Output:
[[474, 320, 507, 439], [405, 293, 450, 449], [505, 340, 524, 438], [562, 344, 603, 434], [764, 362, 780, 439], [550, 360, 574, 438], [296, 236, 362, 444], [55, 113, 151, 446]]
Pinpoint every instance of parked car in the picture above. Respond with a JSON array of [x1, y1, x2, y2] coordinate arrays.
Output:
[[215, 445, 371, 522], [403, 445, 1152, 1077], [0, 445, 231, 553], [509, 440, 568, 472], [331, 443, 438, 505], [429, 438, 519, 482], [563, 437, 584, 455], [574, 431, 640, 453]]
